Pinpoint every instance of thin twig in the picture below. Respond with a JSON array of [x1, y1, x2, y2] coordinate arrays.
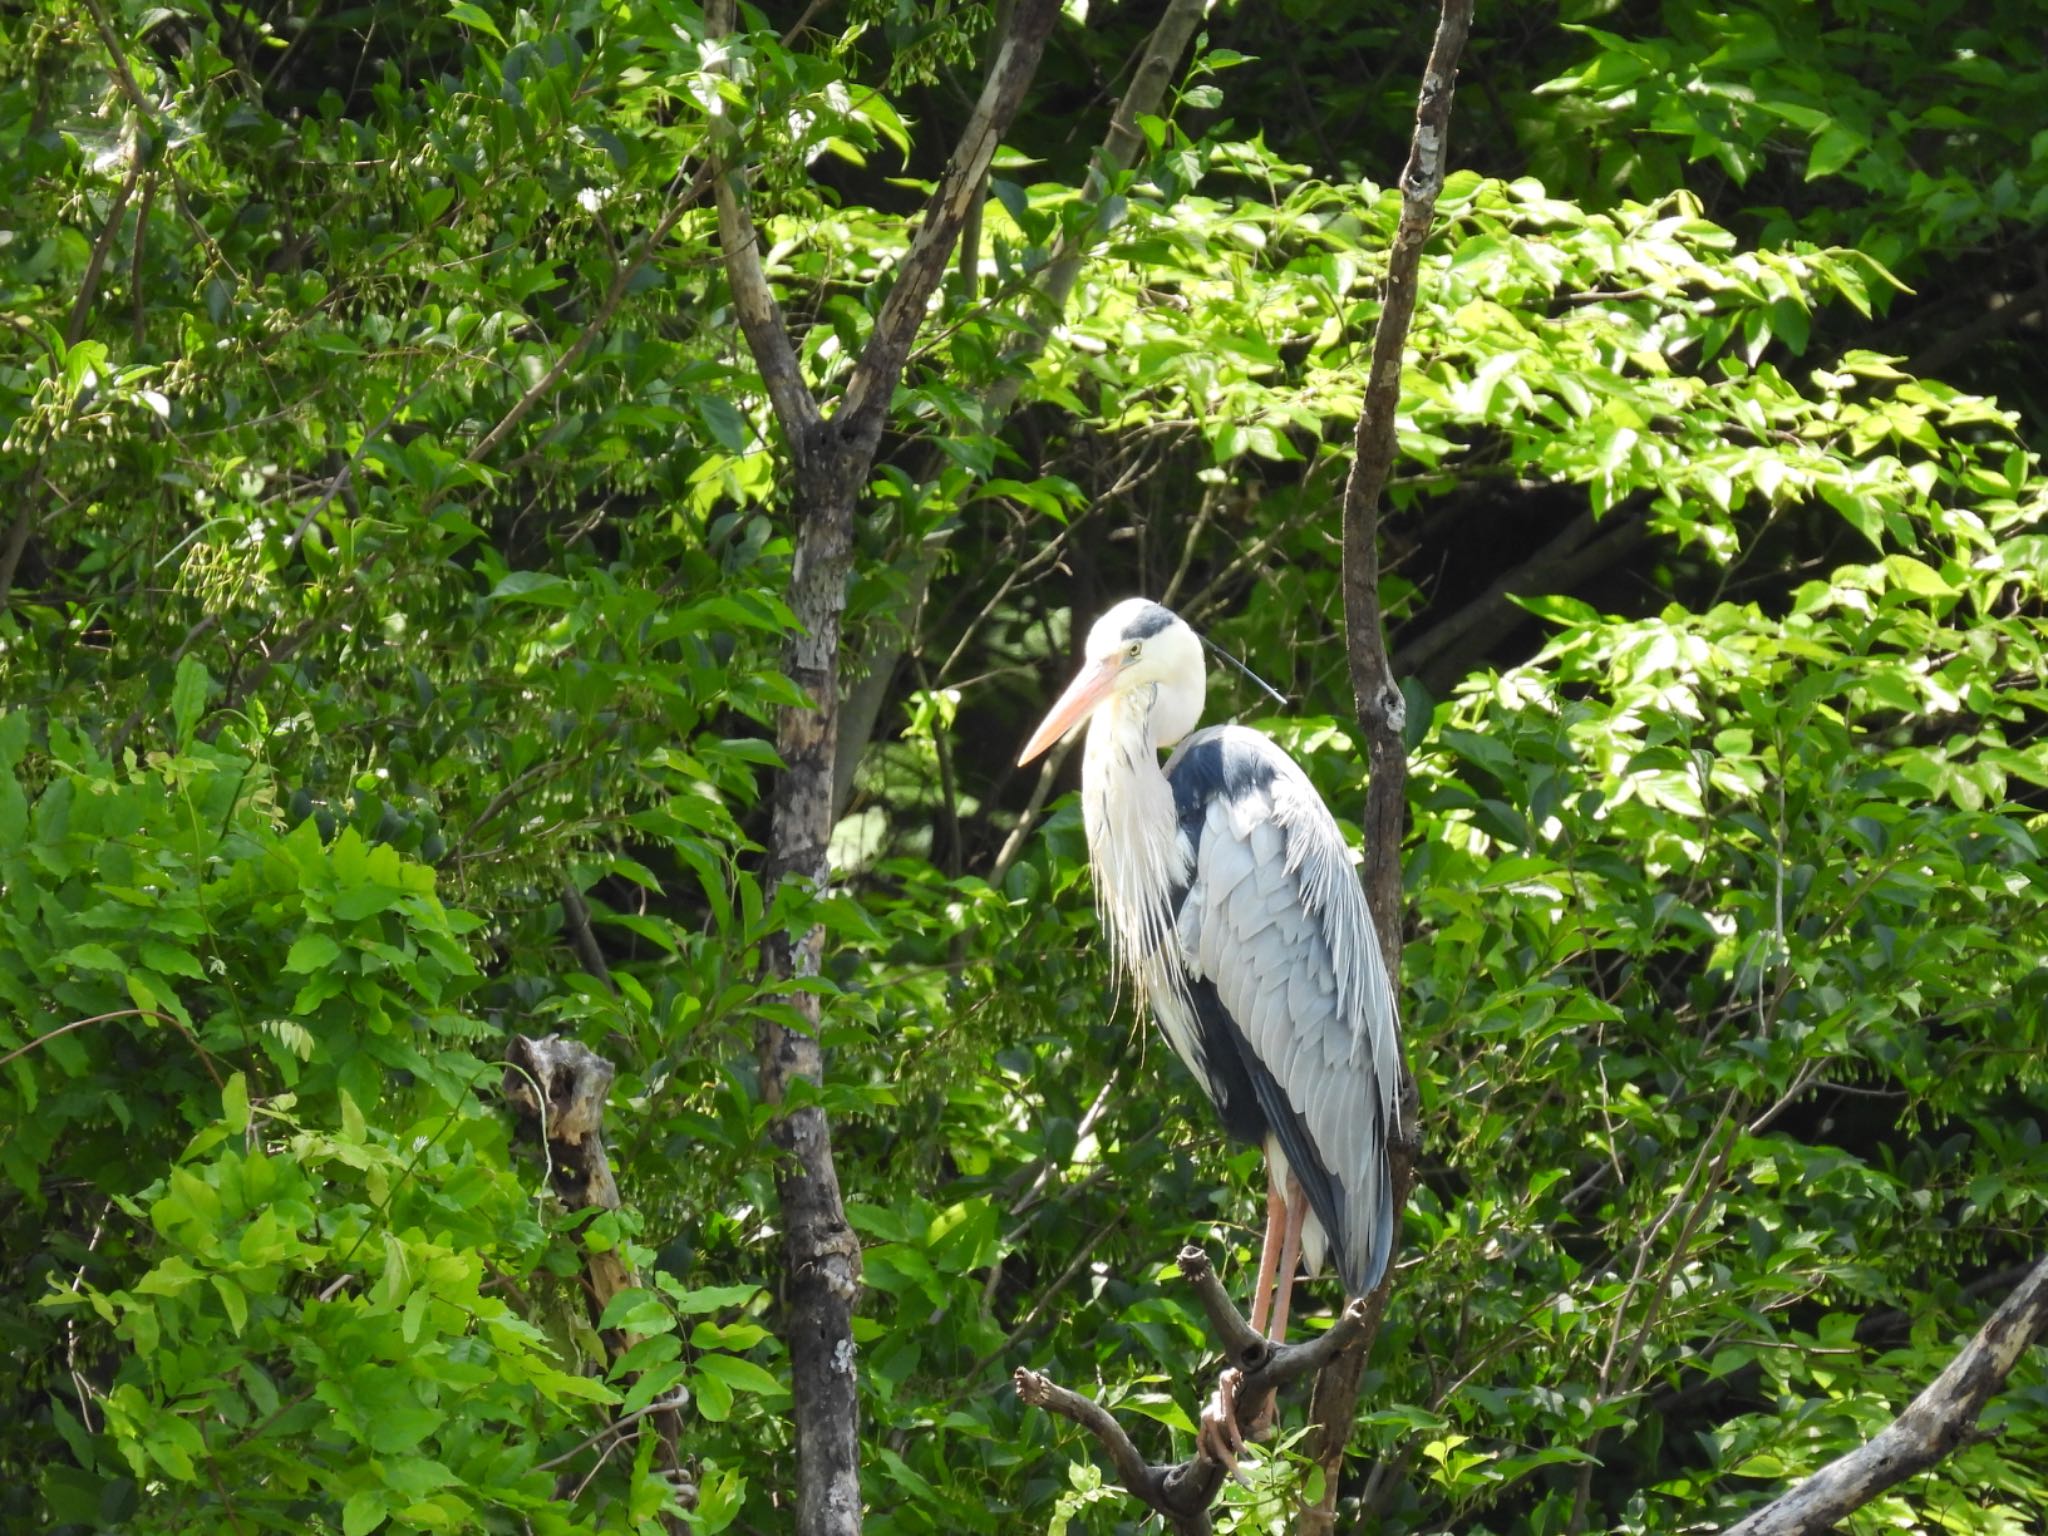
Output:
[[68, 116, 146, 348], [536, 1394, 691, 1473], [0, 1009, 173, 1072]]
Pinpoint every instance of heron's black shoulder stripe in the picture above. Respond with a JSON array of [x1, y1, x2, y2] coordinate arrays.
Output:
[[1183, 976, 1270, 1148], [1191, 967, 1354, 1275], [1119, 602, 1180, 642], [1166, 728, 1278, 850]]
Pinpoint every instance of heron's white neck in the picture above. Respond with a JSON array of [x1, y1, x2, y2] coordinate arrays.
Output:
[[1081, 684, 1192, 986]]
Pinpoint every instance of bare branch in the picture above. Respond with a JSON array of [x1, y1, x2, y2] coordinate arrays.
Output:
[[704, 1, 821, 451], [1318, 0, 1475, 1526], [502, 1035, 691, 1529], [1720, 1253, 2048, 1536], [1014, 1368, 1226, 1536], [1341, 0, 1475, 906], [1177, 1245, 1273, 1370], [836, 0, 1062, 448], [1015, 1370, 1182, 1512], [1014, 1249, 1378, 1528]]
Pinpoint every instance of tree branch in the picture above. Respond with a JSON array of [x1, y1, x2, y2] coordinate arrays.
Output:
[[835, 0, 1062, 449], [1719, 1253, 2048, 1536], [67, 114, 146, 349], [832, 0, 1205, 815], [703, 10, 1065, 1535], [1014, 1248, 1379, 1532], [705, 0, 822, 454], [502, 1035, 694, 1526], [1319, 0, 1474, 1526], [1014, 1367, 1226, 1536]]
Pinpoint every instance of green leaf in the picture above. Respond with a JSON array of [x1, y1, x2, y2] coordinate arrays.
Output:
[[285, 932, 342, 973], [690, 1320, 770, 1351], [658, 1282, 765, 1315], [0, 712, 30, 772], [211, 1273, 249, 1334], [1882, 554, 1956, 597], [1806, 122, 1866, 179], [692, 1353, 785, 1396], [698, 397, 751, 452], [489, 571, 576, 605], [443, 0, 503, 42], [140, 941, 205, 979], [58, 942, 125, 973], [221, 1072, 250, 1133], [692, 1366, 733, 1423], [341, 1488, 387, 1536], [622, 1360, 691, 1415], [598, 1287, 675, 1334], [170, 657, 210, 747], [367, 1403, 444, 1454], [693, 1465, 747, 1534], [338, 1089, 366, 1145]]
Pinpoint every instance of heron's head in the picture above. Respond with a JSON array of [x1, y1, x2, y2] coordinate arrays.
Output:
[[1018, 598, 1206, 765]]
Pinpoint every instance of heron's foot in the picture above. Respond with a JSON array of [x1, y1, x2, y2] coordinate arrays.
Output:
[[1244, 1383, 1278, 1442], [1196, 1367, 1250, 1482]]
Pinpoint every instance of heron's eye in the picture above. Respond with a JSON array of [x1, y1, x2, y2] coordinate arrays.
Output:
[[1126, 642, 1142, 662]]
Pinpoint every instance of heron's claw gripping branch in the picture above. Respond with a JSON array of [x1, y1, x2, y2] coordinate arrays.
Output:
[[1197, 1368, 1249, 1482], [1014, 1250, 1382, 1528]]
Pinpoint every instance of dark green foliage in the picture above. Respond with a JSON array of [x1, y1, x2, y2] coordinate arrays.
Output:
[[3, 0, 2046, 1533]]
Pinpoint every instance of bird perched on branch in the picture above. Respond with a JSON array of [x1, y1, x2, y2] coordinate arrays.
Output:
[[1019, 598, 1400, 1341]]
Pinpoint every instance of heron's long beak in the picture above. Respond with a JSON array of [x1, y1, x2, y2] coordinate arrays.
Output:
[[1018, 658, 1119, 766]]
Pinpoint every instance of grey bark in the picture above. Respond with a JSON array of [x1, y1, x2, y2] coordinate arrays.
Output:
[[1014, 1249, 1379, 1536], [502, 1035, 694, 1522], [1719, 1253, 2048, 1536], [706, 6, 1063, 1533], [1319, 0, 1475, 1529]]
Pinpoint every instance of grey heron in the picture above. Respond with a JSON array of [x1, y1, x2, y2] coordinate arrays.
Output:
[[1019, 598, 1401, 1342]]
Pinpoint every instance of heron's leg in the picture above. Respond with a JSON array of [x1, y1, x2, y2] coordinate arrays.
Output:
[[1247, 1162, 1288, 1339], [1267, 1174, 1309, 1345]]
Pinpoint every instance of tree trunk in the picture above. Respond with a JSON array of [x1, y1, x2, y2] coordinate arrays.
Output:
[[707, 6, 1064, 1530], [759, 437, 868, 1536]]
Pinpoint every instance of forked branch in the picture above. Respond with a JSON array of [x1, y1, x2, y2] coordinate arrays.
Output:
[[1013, 1248, 1374, 1534]]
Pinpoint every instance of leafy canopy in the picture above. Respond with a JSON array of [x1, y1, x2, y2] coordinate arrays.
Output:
[[2, 0, 2045, 1532]]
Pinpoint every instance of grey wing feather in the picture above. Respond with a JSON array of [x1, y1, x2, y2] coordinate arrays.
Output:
[[1167, 725, 1402, 1295]]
